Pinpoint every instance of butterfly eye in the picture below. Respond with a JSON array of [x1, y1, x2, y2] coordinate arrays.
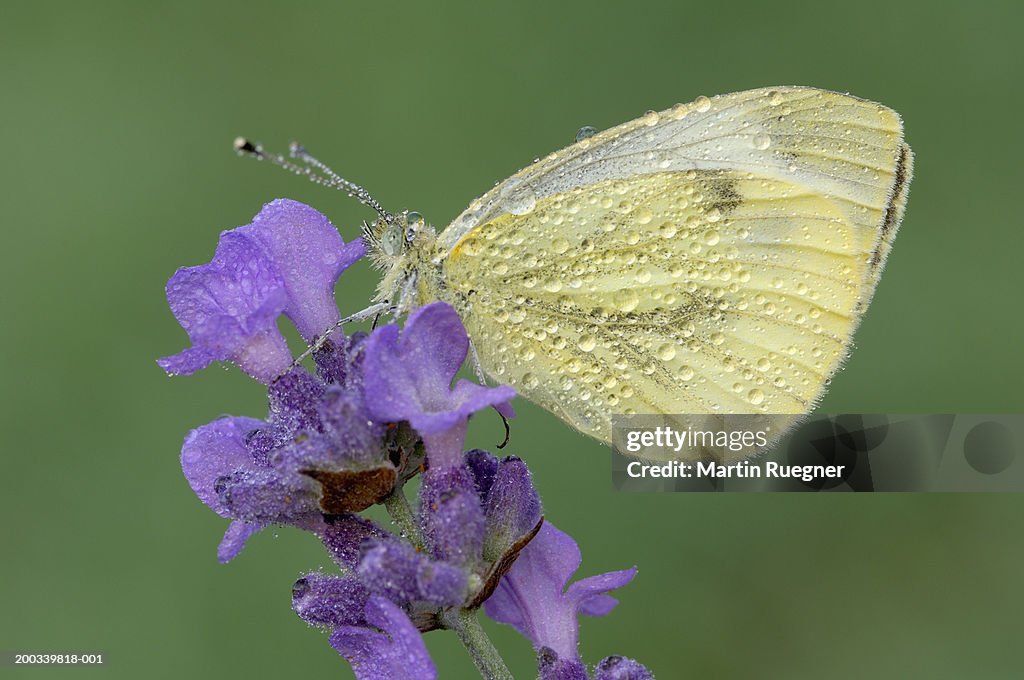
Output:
[[381, 224, 403, 256], [406, 211, 424, 242]]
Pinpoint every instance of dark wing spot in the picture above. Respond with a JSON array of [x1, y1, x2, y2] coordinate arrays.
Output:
[[871, 143, 911, 266], [704, 172, 742, 215]]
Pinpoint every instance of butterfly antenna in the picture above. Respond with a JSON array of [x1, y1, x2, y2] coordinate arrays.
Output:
[[233, 137, 395, 223]]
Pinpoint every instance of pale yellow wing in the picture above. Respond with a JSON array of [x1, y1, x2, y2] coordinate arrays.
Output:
[[427, 88, 912, 456]]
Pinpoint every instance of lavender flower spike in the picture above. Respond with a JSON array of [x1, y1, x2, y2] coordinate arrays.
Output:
[[361, 302, 515, 467], [159, 199, 364, 382], [484, 522, 637, 666]]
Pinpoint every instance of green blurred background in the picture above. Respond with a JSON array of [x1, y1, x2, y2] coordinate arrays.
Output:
[[2, 1, 1022, 678]]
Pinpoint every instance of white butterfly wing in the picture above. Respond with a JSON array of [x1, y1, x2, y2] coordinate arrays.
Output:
[[428, 87, 912, 456]]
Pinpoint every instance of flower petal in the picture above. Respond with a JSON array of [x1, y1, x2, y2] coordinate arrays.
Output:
[[577, 593, 619, 618], [483, 456, 542, 562], [292, 572, 370, 627], [241, 199, 364, 341], [319, 514, 390, 570], [483, 522, 581, 657], [329, 595, 437, 680], [484, 522, 635, 661], [396, 303, 470, 397], [159, 230, 292, 381], [267, 368, 326, 434], [566, 568, 637, 615], [361, 302, 515, 438], [419, 464, 485, 568], [217, 520, 263, 563], [449, 380, 517, 426], [358, 538, 467, 607], [181, 416, 266, 516], [465, 449, 500, 498]]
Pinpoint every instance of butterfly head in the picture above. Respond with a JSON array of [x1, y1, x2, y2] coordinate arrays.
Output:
[[364, 209, 432, 261], [364, 209, 439, 310]]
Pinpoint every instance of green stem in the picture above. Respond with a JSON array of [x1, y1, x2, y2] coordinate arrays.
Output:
[[382, 485, 424, 550], [442, 607, 514, 680]]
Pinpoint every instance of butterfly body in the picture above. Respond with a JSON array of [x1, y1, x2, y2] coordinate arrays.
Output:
[[366, 87, 913, 458]]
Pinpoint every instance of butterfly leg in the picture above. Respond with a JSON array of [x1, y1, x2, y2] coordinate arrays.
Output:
[[393, 271, 420, 319], [468, 338, 488, 385], [274, 300, 393, 381]]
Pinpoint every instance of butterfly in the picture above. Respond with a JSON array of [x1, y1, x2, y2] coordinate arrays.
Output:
[[240, 86, 912, 460]]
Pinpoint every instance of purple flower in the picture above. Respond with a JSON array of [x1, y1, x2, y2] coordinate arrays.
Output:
[[357, 538, 468, 607], [161, 198, 654, 678], [293, 575, 437, 680], [319, 513, 389, 570], [419, 464, 486, 569], [292, 573, 370, 628], [330, 596, 437, 680], [158, 230, 291, 382], [179, 415, 307, 562], [483, 456, 542, 562], [484, 522, 637, 663], [159, 199, 364, 382], [179, 340, 394, 563], [593, 656, 655, 680], [240, 199, 365, 341], [361, 302, 515, 468], [539, 650, 590, 680]]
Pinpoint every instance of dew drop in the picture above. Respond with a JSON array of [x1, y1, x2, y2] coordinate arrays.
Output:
[[669, 102, 689, 120], [748, 388, 765, 405], [578, 335, 598, 352], [694, 95, 712, 112], [613, 290, 640, 313], [575, 126, 597, 143], [752, 134, 771, 150], [502, 184, 538, 216], [656, 344, 677, 361], [543, 279, 563, 293]]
